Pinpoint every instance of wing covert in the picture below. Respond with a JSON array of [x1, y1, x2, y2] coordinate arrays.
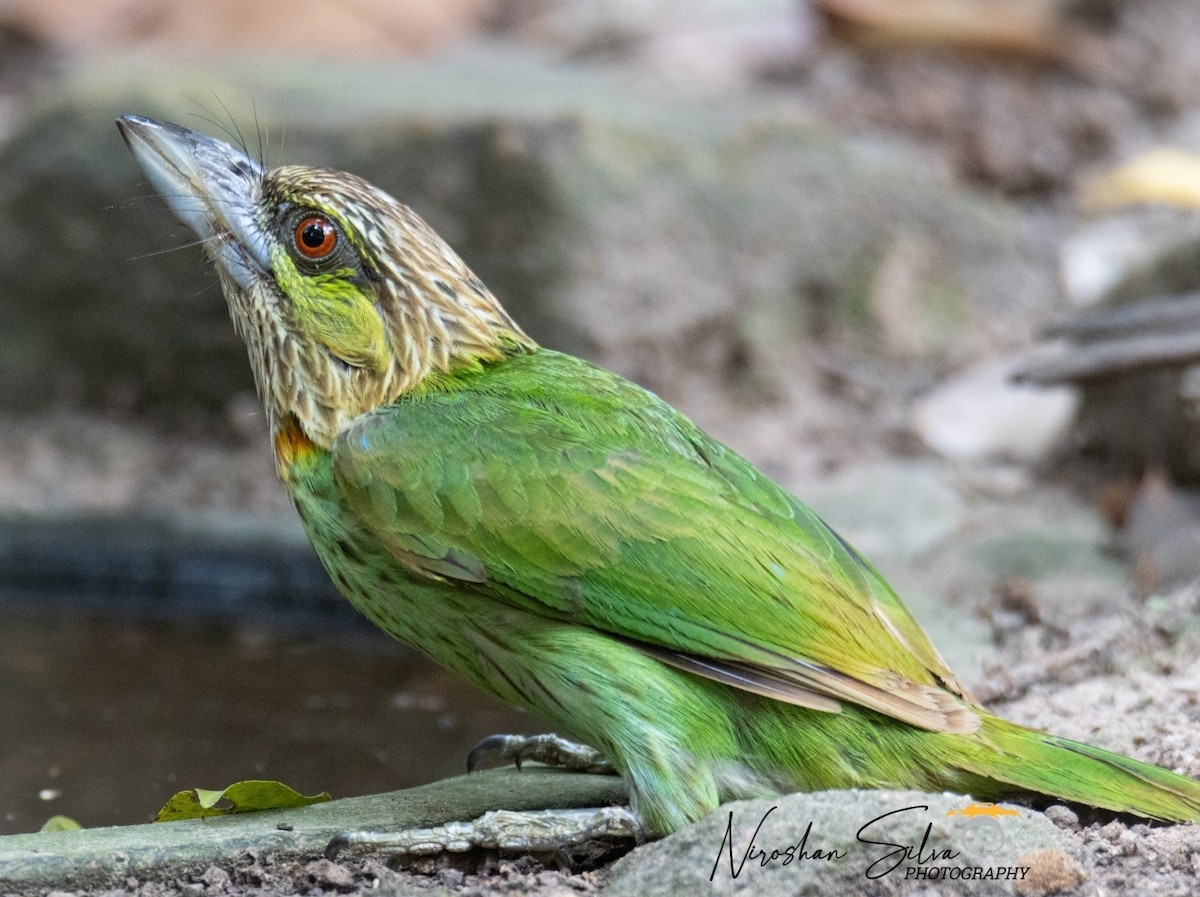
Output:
[[332, 351, 979, 733]]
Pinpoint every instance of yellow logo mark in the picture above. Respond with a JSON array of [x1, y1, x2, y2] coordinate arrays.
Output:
[[945, 802, 1021, 819]]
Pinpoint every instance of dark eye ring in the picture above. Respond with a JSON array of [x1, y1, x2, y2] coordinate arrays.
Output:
[[294, 215, 337, 260]]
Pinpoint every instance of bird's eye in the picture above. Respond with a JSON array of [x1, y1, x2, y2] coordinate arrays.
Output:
[[294, 215, 337, 259]]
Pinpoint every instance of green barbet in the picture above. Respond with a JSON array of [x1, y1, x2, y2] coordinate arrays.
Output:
[[119, 115, 1200, 837]]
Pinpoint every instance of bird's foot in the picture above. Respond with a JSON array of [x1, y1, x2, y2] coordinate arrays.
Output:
[[467, 733, 616, 775], [325, 805, 642, 870]]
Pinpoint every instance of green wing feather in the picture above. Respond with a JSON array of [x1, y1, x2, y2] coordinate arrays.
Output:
[[332, 350, 979, 733]]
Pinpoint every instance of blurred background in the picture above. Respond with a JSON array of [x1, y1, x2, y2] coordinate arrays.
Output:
[[4, 0, 1200, 836]]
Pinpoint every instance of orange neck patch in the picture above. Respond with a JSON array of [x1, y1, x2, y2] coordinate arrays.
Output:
[[273, 416, 320, 479]]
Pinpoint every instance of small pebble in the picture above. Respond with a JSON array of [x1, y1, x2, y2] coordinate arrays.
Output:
[[911, 353, 1078, 465], [1042, 804, 1080, 832], [1118, 830, 1140, 856], [1014, 849, 1087, 896], [303, 857, 355, 892], [438, 867, 466, 888], [200, 865, 231, 889]]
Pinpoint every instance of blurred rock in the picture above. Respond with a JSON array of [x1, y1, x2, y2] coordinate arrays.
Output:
[[1117, 471, 1200, 598], [815, 0, 1110, 71], [1060, 212, 1200, 309], [803, 459, 964, 562], [0, 48, 1056, 425], [0, 0, 498, 55], [1028, 208, 1200, 481], [496, 0, 819, 89], [912, 352, 1079, 465], [1071, 370, 1200, 479], [1115, 0, 1200, 114], [1058, 211, 1200, 308], [812, 40, 1141, 196]]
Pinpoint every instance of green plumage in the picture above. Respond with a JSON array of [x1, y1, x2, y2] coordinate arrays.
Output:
[[118, 115, 1200, 839], [291, 349, 1200, 834]]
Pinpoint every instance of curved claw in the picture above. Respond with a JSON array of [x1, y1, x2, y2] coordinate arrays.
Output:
[[325, 831, 353, 860], [467, 734, 524, 773], [466, 733, 616, 776]]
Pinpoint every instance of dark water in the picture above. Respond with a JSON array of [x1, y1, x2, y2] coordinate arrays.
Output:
[[0, 607, 538, 835]]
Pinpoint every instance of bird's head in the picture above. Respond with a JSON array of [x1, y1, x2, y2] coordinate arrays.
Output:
[[118, 115, 533, 449]]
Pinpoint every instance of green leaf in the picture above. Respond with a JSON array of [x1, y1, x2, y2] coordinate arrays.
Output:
[[154, 780, 330, 822], [39, 815, 83, 832]]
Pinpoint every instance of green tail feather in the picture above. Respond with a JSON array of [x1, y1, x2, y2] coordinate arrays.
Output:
[[952, 715, 1200, 823]]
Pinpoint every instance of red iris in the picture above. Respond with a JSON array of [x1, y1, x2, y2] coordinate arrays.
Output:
[[294, 216, 337, 259]]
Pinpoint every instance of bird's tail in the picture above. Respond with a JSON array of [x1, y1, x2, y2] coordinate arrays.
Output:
[[946, 714, 1200, 823]]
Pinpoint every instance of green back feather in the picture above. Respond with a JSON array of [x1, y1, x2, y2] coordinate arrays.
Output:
[[332, 350, 963, 700]]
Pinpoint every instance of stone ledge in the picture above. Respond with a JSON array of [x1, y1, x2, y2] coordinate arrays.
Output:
[[0, 768, 629, 895]]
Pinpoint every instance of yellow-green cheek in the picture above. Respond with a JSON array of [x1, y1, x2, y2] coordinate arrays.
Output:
[[271, 248, 390, 371]]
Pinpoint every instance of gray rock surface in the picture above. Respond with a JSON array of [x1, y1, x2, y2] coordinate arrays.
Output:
[[606, 790, 1075, 897], [0, 768, 627, 895]]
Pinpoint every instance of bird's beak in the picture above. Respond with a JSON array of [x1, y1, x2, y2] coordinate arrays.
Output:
[[117, 115, 271, 286]]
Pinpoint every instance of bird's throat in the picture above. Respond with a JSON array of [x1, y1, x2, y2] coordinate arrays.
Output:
[[273, 415, 322, 481]]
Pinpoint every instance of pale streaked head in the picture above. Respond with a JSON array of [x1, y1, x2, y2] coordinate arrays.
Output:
[[118, 115, 533, 449]]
